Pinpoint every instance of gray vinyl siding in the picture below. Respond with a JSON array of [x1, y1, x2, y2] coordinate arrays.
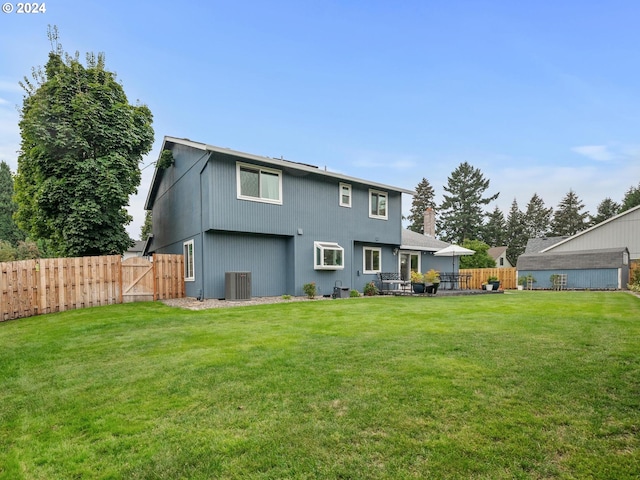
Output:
[[203, 232, 291, 298], [150, 144, 209, 252], [544, 206, 640, 260], [149, 140, 408, 298], [517, 269, 621, 290], [202, 151, 402, 245]]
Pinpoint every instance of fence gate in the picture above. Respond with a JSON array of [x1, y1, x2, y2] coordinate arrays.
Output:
[[121, 257, 155, 303]]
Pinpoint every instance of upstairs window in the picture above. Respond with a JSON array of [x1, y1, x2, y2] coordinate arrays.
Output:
[[369, 189, 388, 219], [314, 241, 344, 270], [237, 162, 282, 204], [339, 183, 352, 207]]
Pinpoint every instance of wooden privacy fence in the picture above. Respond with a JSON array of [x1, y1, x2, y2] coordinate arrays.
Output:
[[1, 254, 184, 321], [459, 267, 517, 290]]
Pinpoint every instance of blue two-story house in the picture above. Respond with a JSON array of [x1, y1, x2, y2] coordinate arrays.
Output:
[[144, 136, 415, 298]]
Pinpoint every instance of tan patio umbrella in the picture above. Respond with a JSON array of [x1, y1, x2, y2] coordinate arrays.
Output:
[[433, 244, 475, 272]]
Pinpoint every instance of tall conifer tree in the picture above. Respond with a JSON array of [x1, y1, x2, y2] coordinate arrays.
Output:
[[523, 193, 553, 239], [550, 190, 589, 236], [407, 177, 436, 233], [505, 199, 527, 266], [437, 162, 498, 244]]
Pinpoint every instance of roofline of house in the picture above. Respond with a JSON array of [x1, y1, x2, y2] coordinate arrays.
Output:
[[145, 136, 416, 209], [540, 204, 640, 253], [400, 244, 443, 252]]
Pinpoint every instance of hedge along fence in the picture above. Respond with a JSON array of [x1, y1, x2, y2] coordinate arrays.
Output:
[[459, 267, 517, 290], [1, 254, 184, 322]]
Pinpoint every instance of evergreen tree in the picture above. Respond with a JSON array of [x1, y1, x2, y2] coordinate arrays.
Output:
[[140, 210, 153, 240], [550, 189, 589, 236], [620, 182, 640, 212], [436, 162, 498, 243], [523, 193, 553, 238], [14, 27, 154, 257], [590, 197, 620, 225], [505, 199, 527, 266], [407, 177, 436, 233], [482, 206, 506, 246], [0, 161, 24, 245]]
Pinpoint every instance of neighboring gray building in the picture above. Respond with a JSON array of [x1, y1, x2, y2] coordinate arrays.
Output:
[[517, 205, 640, 290], [488, 246, 512, 268], [516, 247, 630, 290], [144, 136, 414, 298], [540, 204, 640, 261]]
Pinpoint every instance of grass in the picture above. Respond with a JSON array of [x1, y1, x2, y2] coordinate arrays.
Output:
[[1, 291, 639, 479]]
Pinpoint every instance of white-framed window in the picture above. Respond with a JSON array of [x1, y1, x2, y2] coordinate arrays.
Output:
[[363, 247, 381, 274], [369, 189, 388, 219], [339, 183, 352, 207], [184, 239, 195, 281], [314, 241, 344, 270], [237, 162, 282, 205]]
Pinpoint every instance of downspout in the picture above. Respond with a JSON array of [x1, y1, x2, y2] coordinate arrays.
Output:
[[198, 152, 213, 300]]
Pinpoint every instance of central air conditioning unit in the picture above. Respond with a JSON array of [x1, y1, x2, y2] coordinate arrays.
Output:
[[225, 272, 251, 300]]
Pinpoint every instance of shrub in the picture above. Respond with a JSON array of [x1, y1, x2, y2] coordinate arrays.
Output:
[[302, 282, 316, 299], [628, 262, 640, 292], [363, 281, 378, 296], [349, 289, 361, 298]]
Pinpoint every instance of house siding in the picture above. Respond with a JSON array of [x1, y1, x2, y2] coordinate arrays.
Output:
[[203, 151, 402, 244], [517, 269, 622, 290], [203, 231, 291, 298], [544, 206, 640, 260], [148, 138, 409, 298]]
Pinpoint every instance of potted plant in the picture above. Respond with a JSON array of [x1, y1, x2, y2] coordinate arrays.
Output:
[[517, 276, 527, 290], [424, 269, 440, 295], [410, 271, 425, 294], [487, 275, 500, 291]]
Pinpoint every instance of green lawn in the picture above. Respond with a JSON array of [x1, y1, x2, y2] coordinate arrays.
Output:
[[1, 292, 639, 479]]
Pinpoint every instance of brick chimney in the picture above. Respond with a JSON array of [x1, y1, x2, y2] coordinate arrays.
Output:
[[423, 208, 435, 237]]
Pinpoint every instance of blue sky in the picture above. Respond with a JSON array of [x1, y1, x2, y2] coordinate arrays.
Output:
[[1, 1, 639, 239]]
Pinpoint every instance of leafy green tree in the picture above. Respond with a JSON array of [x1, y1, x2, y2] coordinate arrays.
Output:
[[482, 206, 507, 247], [550, 189, 589, 236], [140, 210, 153, 240], [523, 193, 553, 238], [620, 182, 640, 212], [14, 28, 154, 257], [459, 239, 496, 269], [505, 199, 527, 266], [437, 162, 498, 243], [590, 197, 620, 225], [0, 161, 24, 245], [407, 177, 436, 233]]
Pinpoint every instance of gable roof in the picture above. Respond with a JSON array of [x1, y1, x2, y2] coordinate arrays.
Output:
[[517, 247, 629, 270], [401, 229, 450, 252], [487, 246, 507, 259], [541, 204, 640, 254], [145, 136, 415, 209]]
